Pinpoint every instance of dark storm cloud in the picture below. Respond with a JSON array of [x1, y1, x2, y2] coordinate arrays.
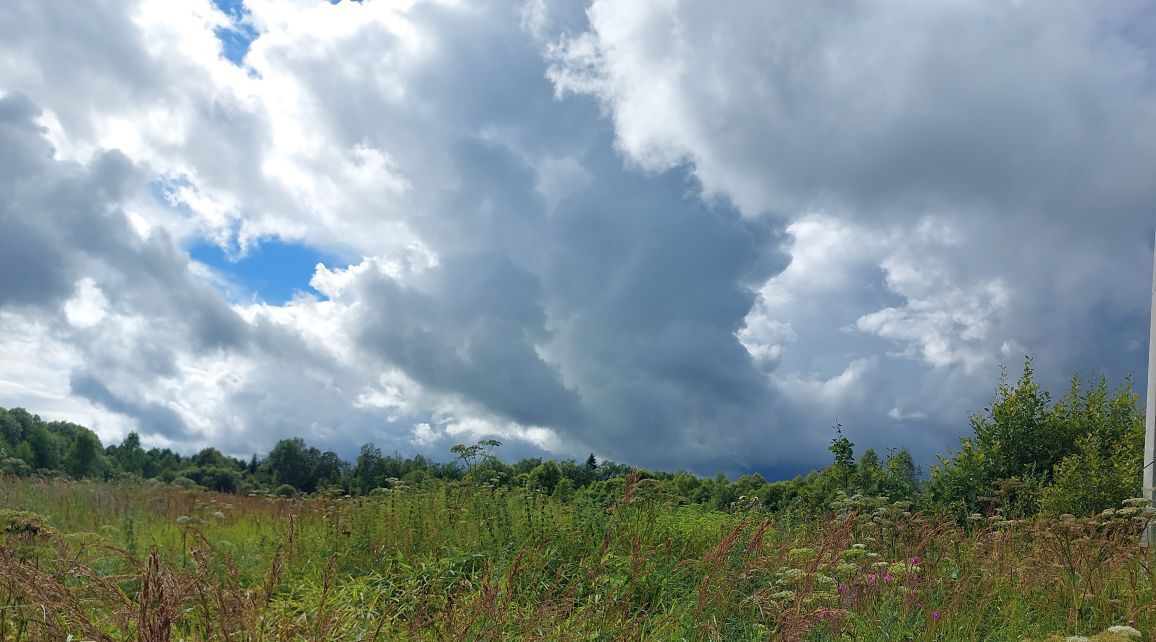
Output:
[[355, 250, 584, 431], [0, 94, 83, 308], [536, 150, 789, 471], [289, 1, 797, 472], [544, 0, 1156, 468], [69, 371, 192, 440]]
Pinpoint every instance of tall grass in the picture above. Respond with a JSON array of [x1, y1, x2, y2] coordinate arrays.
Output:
[[0, 475, 1153, 640]]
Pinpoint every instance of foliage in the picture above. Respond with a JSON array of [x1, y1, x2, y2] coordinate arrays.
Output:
[[65, 428, 103, 478], [0, 354, 1144, 525], [450, 438, 503, 482], [1, 477, 1155, 640], [932, 359, 1144, 518], [1041, 375, 1144, 516], [0, 354, 1154, 638]]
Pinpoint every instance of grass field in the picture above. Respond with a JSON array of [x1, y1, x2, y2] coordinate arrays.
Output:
[[1, 475, 1153, 641]]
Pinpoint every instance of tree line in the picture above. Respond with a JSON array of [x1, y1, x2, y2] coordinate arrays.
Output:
[[0, 357, 1145, 517]]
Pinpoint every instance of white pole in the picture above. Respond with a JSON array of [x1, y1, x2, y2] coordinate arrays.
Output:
[[1144, 230, 1156, 545]]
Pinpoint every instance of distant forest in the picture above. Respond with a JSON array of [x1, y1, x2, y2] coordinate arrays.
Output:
[[0, 359, 1145, 518]]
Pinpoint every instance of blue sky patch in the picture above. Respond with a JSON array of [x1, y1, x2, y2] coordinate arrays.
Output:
[[209, 0, 361, 65], [190, 238, 336, 305], [211, 0, 259, 65]]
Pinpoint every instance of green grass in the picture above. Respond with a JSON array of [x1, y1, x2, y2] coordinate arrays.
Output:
[[0, 476, 1153, 641]]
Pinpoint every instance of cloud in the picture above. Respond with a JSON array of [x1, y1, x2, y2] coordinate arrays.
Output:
[[69, 371, 193, 440], [0, 94, 89, 309], [548, 1, 1156, 221], [549, 0, 1156, 459], [353, 251, 585, 430], [0, 0, 1153, 477]]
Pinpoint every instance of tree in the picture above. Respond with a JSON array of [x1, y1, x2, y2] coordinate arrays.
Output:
[[881, 448, 919, 501], [263, 438, 319, 492], [932, 359, 1061, 513], [353, 444, 386, 492], [585, 453, 598, 470], [5, 408, 38, 445], [192, 447, 231, 469], [828, 421, 856, 491], [25, 426, 60, 471], [857, 448, 883, 495], [194, 466, 242, 493], [1040, 375, 1143, 516], [552, 476, 575, 502], [143, 447, 182, 481], [528, 460, 561, 494], [931, 360, 1138, 517], [0, 408, 19, 449], [315, 450, 349, 490], [65, 430, 103, 478], [12, 442, 35, 468], [708, 472, 740, 510], [972, 359, 1074, 483], [115, 432, 145, 476], [667, 471, 709, 504]]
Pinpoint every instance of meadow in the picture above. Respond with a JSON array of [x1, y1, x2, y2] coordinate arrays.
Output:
[[1, 474, 1153, 641]]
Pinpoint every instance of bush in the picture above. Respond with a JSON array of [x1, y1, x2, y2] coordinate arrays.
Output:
[[171, 476, 201, 490], [933, 361, 1143, 518], [1040, 375, 1143, 516], [0, 456, 31, 477]]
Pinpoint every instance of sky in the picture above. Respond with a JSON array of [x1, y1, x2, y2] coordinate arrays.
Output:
[[1, 0, 1155, 478]]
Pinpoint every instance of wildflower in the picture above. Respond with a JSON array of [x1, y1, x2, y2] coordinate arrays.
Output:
[[866, 573, 877, 586], [788, 547, 818, 563], [777, 567, 807, 584], [931, 611, 942, 622], [770, 590, 796, 603], [814, 574, 838, 590], [909, 556, 922, 565], [882, 572, 894, 582], [835, 562, 858, 578]]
